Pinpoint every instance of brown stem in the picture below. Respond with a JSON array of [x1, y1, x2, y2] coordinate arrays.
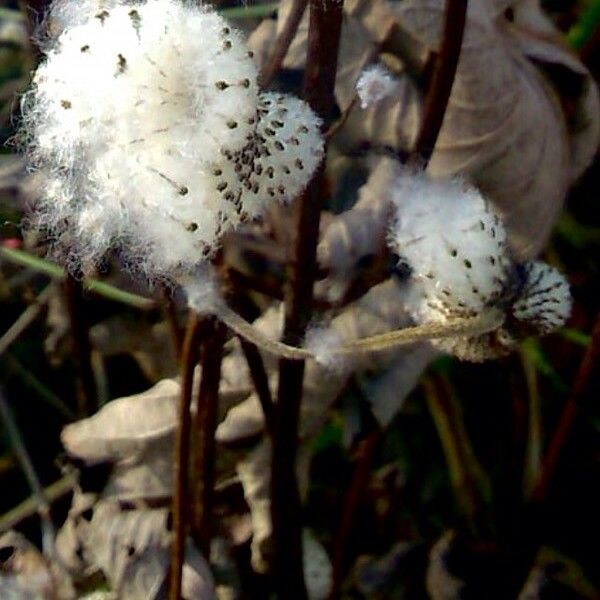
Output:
[[410, 0, 468, 164], [329, 431, 381, 599], [64, 275, 96, 416], [240, 339, 275, 435], [191, 318, 227, 556], [271, 2, 344, 598], [169, 313, 205, 600], [531, 312, 600, 504], [259, 0, 309, 88]]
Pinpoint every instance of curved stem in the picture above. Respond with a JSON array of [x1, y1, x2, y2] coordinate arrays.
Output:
[[216, 302, 311, 360], [410, 0, 468, 164], [259, 0, 308, 88], [216, 301, 503, 360], [335, 310, 503, 354]]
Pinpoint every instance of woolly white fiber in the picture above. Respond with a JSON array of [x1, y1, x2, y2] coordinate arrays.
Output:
[[356, 64, 398, 109], [387, 171, 571, 361], [511, 262, 572, 334], [304, 323, 346, 372], [21, 0, 323, 279], [389, 172, 514, 324]]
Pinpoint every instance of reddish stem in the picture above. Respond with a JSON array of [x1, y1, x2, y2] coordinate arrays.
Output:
[[531, 312, 600, 503], [169, 313, 204, 600], [240, 339, 275, 435], [191, 318, 227, 556], [410, 0, 468, 163], [271, 2, 344, 598], [259, 0, 309, 88], [329, 431, 381, 599], [63, 274, 96, 416]]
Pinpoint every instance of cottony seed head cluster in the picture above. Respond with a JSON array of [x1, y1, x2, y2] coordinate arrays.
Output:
[[20, 0, 323, 279], [388, 172, 572, 361]]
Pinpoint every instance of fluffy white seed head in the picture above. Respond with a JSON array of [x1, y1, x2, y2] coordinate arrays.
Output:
[[356, 64, 398, 109], [511, 261, 571, 334], [211, 92, 323, 223], [20, 0, 323, 280], [389, 172, 514, 322], [386, 172, 571, 361], [388, 172, 518, 360]]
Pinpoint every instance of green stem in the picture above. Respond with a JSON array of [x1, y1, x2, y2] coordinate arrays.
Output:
[[0, 473, 77, 533], [0, 389, 55, 553], [0, 248, 155, 310], [219, 2, 279, 20], [3, 352, 75, 419]]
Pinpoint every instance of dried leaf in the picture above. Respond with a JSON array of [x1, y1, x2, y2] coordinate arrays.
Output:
[[90, 317, 178, 382], [57, 501, 215, 600], [388, 0, 598, 257], [283, 0, 599, 261], [61, 379, 180, 462], [425, 532, 466, 600], [0, 531, 60, 600], [317, 157, 401, 301], [359, 342, 438, 426], [276, 0, 379, 109]]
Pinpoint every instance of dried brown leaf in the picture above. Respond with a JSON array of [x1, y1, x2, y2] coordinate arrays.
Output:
[[0, 531, 64, 600], [90, 317, 178, 382]]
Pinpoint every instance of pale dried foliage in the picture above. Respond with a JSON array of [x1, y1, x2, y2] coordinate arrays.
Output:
[[250, 0, 599, 260], [0, 531, 74, 600], [4, 0, 597, 596]]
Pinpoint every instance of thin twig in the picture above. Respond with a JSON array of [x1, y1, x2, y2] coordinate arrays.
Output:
[[169, 313, 205, 600], [520, 347, 542, 498], [271, 2, 344, 598], [3, 352, 75, 419], [240, 339, 275, 435], [217, 300, 502, 360], [0, 247, 156, 310], [0, 285, 52, 357], [64, 274, 96, 416], [531, 312, 600, 504], [191, 318, 227, 556], [259, 0, 308, 88], [0, 388, 55, 554], [410, 0, 468, 164], [329, 431, 381, 599], [0, 473, 77, 533]]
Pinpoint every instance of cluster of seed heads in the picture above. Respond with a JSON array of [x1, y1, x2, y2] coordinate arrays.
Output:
[[19, 0, 323, 279], [388, 172, 571, 361]]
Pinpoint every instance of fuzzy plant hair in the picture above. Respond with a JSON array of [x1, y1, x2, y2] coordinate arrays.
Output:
[[19, 0, 323, 280], [387, 171, 572, 361]]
